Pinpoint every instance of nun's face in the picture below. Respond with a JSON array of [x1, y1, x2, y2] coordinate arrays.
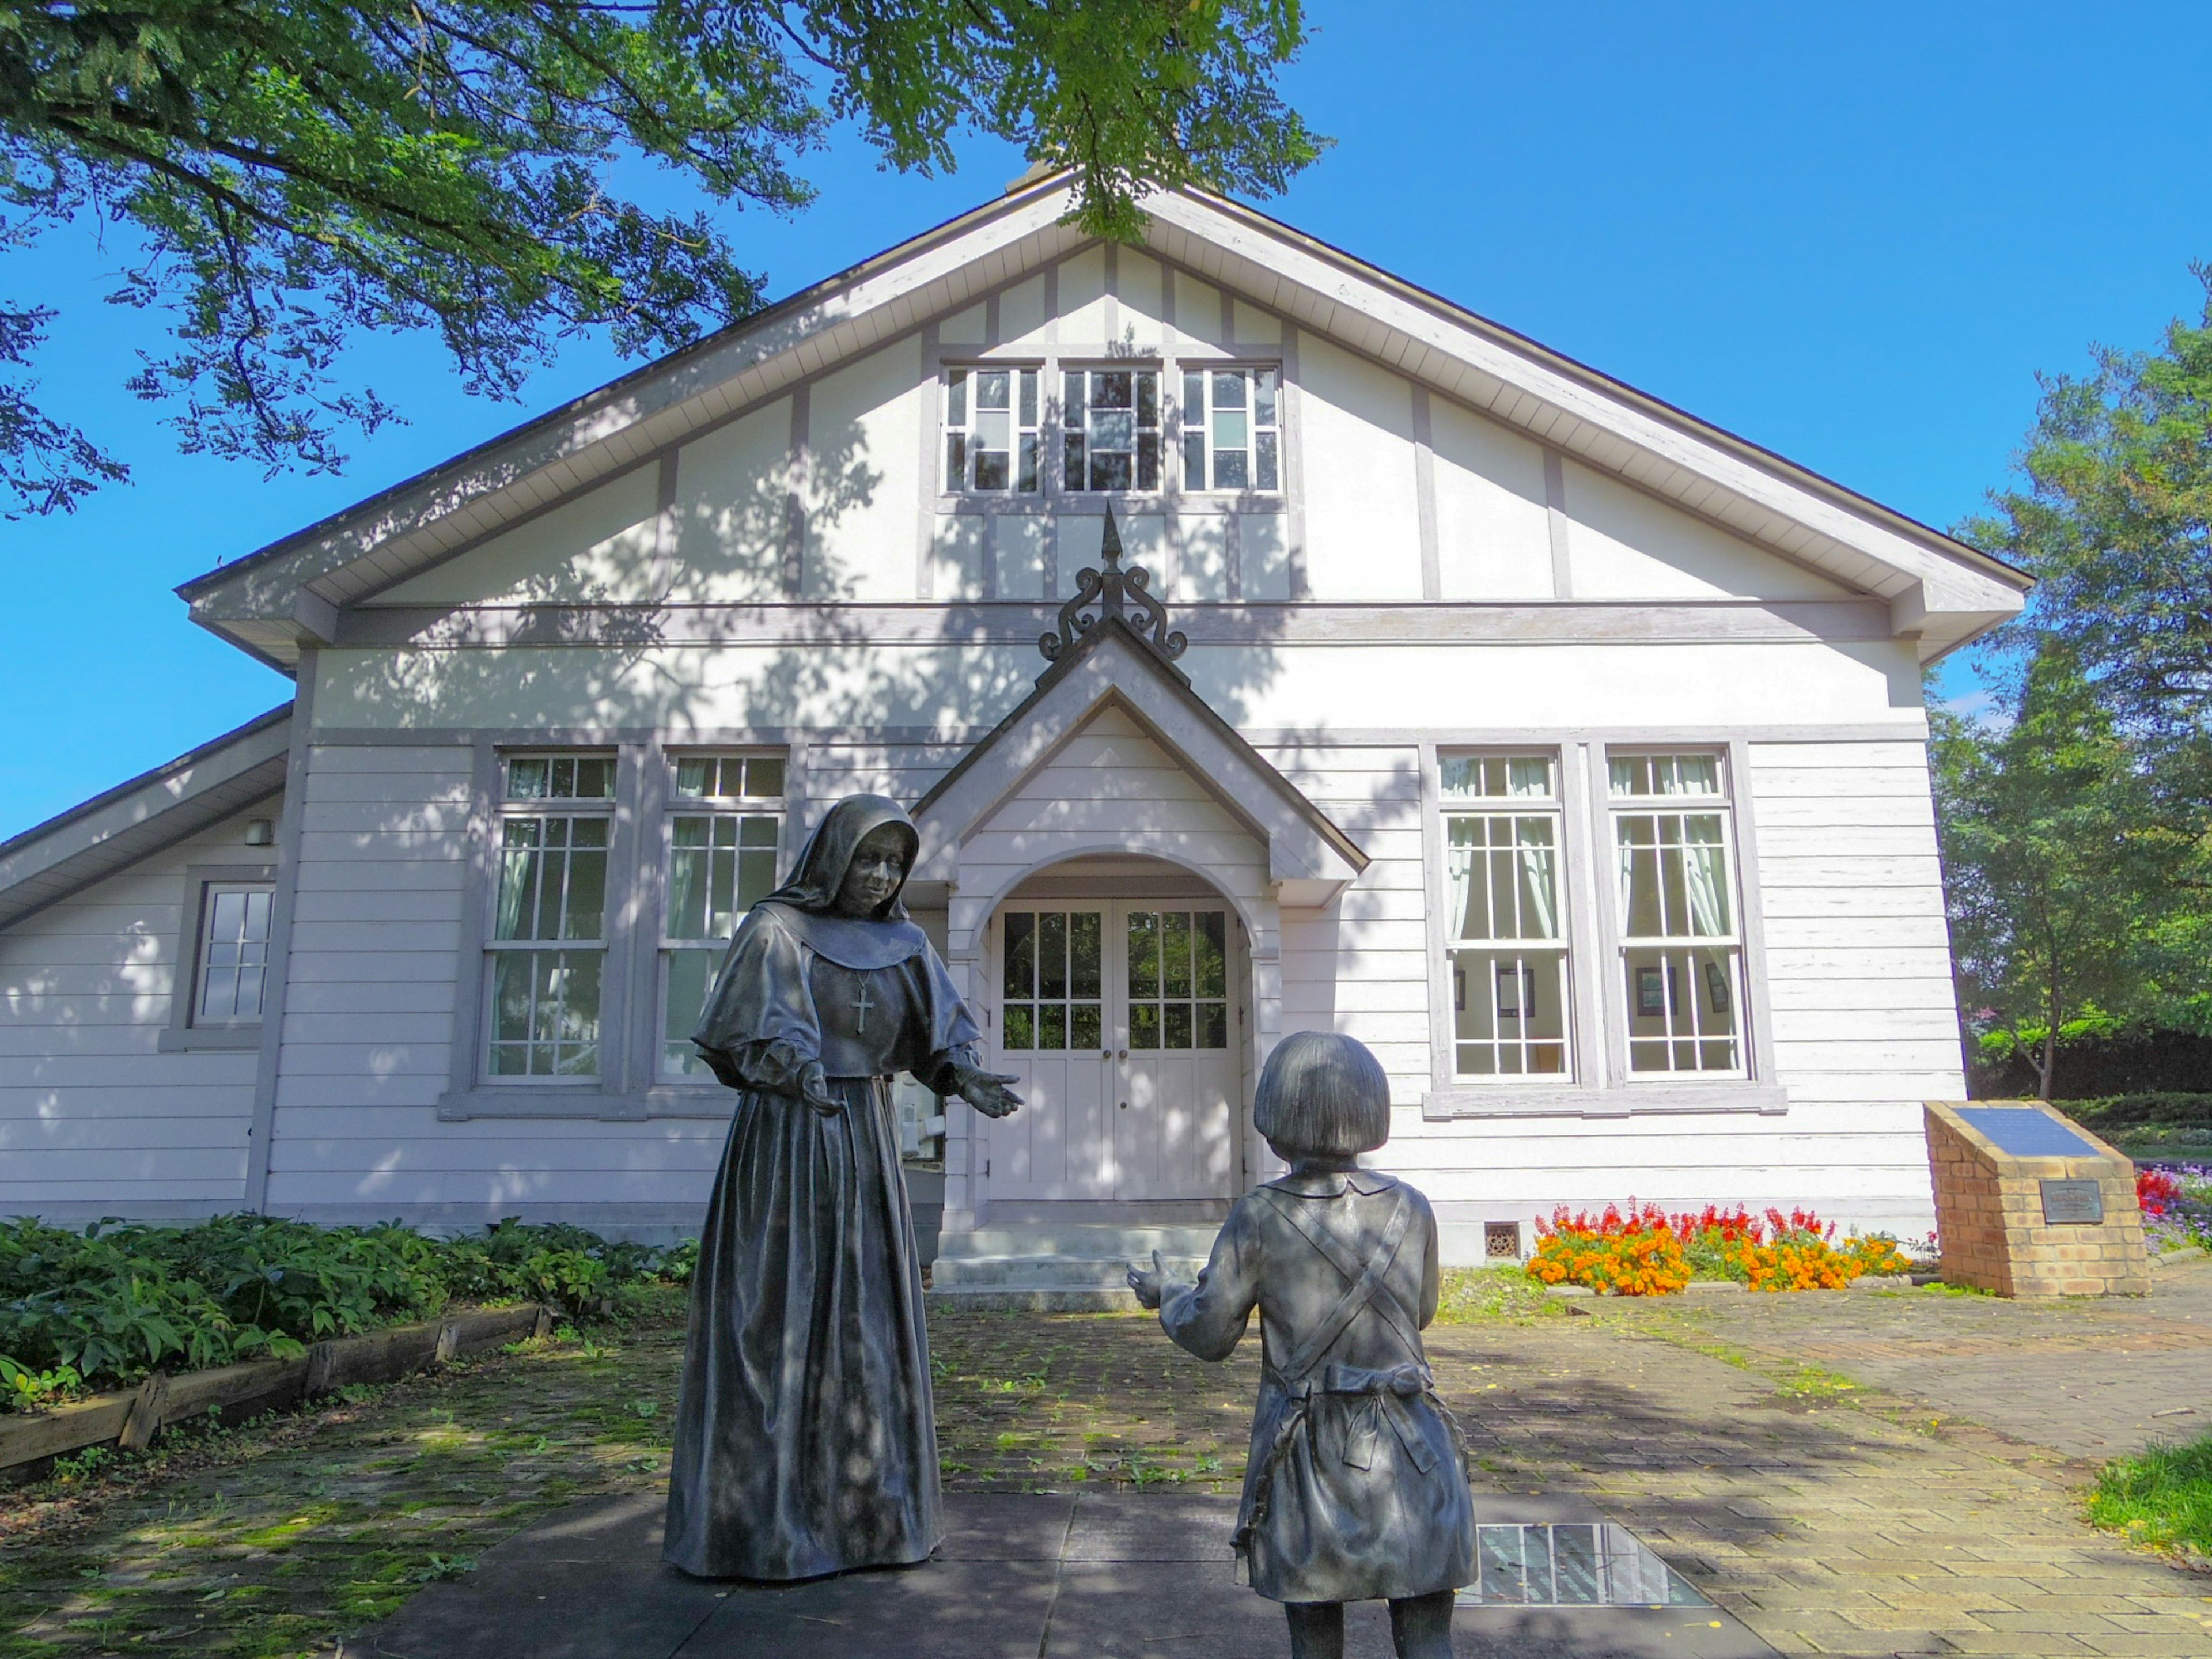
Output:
[[835, 824, 909, 917]]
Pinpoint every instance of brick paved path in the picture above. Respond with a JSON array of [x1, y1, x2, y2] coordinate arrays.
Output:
[[922, 1264, 2212, 1658], [1617, 1257, 2212, 1463], [1423, 1313, 2211, 1656]]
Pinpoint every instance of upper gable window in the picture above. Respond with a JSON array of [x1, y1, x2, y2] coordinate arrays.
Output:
[[945, 367, 1040, 494], [1064, 368, 1161, 493], [1181, 367, 1280, 492]]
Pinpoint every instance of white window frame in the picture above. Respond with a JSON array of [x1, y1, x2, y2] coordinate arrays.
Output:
[[162, 862, 278, 1051], [1437, 752, 1574, 1084], [1422, 736, 1785, 1121], [1604, 749, 1751, 1081], [480, 751, 619, 1085], [943, 365, 1042, 495], [656, 752, 787, 1082], [1179, 364, 1282, 494], [1060, 364, 1164, 494]]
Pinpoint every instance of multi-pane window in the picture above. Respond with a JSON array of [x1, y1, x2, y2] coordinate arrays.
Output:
[[1063, 368, 1161, 492], [1609, 753, 1745, 1076], [944, 368, 1040, 493], [1002, 911, 1103, 1051], [1181, 367, 1280, 491], [1441, 756, 1570, 1078], [193, 884, 273, 1026], [661, 755, 785, 1078], [1128, 910, 1229, 1050], [486, 753, 613, 1080]]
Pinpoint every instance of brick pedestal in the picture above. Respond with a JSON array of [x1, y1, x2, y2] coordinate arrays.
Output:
[[1925, 1101, 2150, 1297]]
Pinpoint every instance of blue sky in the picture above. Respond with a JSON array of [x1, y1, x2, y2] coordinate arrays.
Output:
[[5, 0, 2208, 839]]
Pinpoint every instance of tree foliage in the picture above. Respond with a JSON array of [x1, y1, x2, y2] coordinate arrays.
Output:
[[1944, 270, 2212, 1074], [1933, 645, 2200, 1097], [1960, 270, 2212, 796], [0, 0, 1323, 514]]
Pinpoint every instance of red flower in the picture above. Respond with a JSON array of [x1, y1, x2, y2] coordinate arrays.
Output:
[[2138, 1169, 2181, 1218]]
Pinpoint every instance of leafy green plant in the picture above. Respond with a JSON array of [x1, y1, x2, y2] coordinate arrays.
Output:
[[0, 1214, 695, 1407]]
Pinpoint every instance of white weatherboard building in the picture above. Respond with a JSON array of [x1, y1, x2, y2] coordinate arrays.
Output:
[[0, 177, 2028, 1274]]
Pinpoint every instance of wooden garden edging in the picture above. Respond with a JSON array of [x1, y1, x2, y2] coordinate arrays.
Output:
[[0, 1304, 552, 1478]]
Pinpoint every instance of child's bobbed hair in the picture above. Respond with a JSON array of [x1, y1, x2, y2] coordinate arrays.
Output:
[[1253, 1031, 1391, 1159]]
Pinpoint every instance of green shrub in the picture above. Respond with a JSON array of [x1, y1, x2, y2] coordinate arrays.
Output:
[[2055, 1094, 2212, 1130], [0, 1214, 695, 1408]]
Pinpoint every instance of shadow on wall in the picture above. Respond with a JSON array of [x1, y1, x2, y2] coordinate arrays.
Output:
[[329, 361, 1327, 770]]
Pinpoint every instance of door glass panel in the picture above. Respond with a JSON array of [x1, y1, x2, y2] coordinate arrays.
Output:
[[1127, 910, 1230, 1050], [1000, 910, 1103, 1051]]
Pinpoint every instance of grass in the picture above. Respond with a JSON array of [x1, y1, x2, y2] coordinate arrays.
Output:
[[2108, 1125, 2212, 1161], [2086, 1430, 2212, 1564], [1431, 1265, 1563, 1324], [0, 1287, 692, 1659]]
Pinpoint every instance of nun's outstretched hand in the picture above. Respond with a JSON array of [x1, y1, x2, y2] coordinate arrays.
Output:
[[950, 1065, 1023, 1119]]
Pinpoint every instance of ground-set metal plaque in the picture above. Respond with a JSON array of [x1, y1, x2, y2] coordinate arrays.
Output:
[[2041, 1178, 2105, 1225], [1467, 1521, 1709, 1608]]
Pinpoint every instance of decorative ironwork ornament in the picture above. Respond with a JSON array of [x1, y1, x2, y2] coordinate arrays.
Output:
[[1039, 504, 1188, 672]]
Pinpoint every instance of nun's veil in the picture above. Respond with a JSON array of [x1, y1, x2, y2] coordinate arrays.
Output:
[[763, 795, 920, 922]]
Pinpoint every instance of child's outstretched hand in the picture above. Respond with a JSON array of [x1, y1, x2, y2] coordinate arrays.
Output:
[[1126, 1249, 1168, 1310]]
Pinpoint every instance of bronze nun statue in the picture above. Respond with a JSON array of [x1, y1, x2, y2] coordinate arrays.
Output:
[[664, 794, 1020, 1580], [1130, 1031, 1476, 1659]]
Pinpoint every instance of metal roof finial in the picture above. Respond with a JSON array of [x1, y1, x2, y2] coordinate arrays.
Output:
[[1039, 503, 1188, 673]]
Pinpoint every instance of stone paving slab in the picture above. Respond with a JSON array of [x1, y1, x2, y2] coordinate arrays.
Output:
[[1422, 1307, 2212, 1657], [362, 1490, 1775, 1659], [1611, 1255, 2212, 1462]]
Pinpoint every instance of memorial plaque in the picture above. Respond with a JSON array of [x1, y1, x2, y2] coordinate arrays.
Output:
[[2040, 1179, 2104, 1225]]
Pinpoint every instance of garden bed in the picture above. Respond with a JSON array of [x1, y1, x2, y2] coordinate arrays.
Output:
[[2, 1214, 695, 1415], [1525, 1203, 1918, 1297], [0, 1305, 551, 1482]]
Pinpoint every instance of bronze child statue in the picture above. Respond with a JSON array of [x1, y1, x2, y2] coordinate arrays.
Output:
[[1128, 1031, 1476, 1659]]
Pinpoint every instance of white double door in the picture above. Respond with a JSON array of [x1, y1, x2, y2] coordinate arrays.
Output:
[[986, 901, 1240, 1203]]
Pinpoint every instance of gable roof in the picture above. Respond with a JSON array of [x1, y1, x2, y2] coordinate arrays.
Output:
[[176, 174, 2028, 666], [912, 586, 1368, 908], [0, 704, 292, 928]]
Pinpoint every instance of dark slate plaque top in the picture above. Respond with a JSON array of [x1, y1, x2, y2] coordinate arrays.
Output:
[[1956, 1107, 2100, 1160]]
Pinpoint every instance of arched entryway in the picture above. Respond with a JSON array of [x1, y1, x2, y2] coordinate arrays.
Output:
[[976, 854, 1255, 1224]]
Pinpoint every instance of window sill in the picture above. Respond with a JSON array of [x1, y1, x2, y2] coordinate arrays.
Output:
[[158, 1027, 263, 1052], [931, 494, 1286, 516], [1421, 1084, 1788, 1121], [437, 1085, 740, 1122]]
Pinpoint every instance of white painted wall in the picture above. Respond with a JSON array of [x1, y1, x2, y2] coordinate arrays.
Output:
[[0, 805, 279, 1219], [804, 336, 924, 601], [1, 233, 1989, 1248]]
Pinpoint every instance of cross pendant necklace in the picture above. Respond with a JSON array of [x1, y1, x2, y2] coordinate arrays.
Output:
[[850, 982, 874, 1035]]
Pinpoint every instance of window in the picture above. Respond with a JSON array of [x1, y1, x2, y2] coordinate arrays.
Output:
[[1063, 368, 1160, 491], [192, 883, 273, 1026], [485, 753, 614, 1080], [1181, 366, 1279, 491], [1001, 910, 1103, 1051], [944, 367, 1040, 493], [1608, 753, 1745, 1076], [1441, 756, 1570, 1078], [660, 754, 785, 1078], [1127, 910, 1229, 1050]]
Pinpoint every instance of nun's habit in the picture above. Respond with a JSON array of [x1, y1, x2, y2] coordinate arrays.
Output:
[[664, 796, 979, 1580]]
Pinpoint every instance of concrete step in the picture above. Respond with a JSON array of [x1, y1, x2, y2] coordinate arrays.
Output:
[[926, 1284, 1146, 1313], [929, 1253, 1207, 1289], [931, 1224, 1222, 1262], [926, 1222, 1222, 1310]]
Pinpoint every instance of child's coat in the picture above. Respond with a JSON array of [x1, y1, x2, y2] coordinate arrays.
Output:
[[1158, 1168, 1478, 1604]]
